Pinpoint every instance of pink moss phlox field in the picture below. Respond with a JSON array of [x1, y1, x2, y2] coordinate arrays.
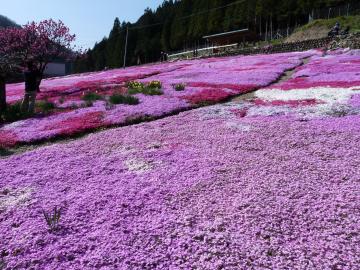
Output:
[[5, 62, 189, 104], [271, 50, 360, 90], [1, 49, 360, 269], [1, 103, 360, 269], [1, 51, 315, 147]]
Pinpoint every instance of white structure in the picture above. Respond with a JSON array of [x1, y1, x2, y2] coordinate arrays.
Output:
[[44, 62, 67, 76]]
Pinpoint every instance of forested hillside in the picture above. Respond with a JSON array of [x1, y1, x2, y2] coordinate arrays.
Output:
[[0, 15, 18, 28], [74, 0, 358, 72]]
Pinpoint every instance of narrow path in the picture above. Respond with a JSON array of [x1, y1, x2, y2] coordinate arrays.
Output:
[[232, 56, 313, 103]]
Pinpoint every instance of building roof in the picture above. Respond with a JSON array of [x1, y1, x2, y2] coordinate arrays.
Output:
[[203, 28, 250, 39], [203, 28, 258, 45]]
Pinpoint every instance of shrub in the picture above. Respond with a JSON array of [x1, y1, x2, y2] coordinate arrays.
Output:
[[172, 83, 186, 91], [82, 91, 103, 102], [109, 93, 139, 105], [36, 100, 55, 114], [126, 81, 144, 91], [84, 100, 93, 107], [43, 206, 61, 232], [128, 86, 163, 96], [1, 102, 29, 122], [127, 80, 163, 96], [70, 103, 79, 109], [58, 96, 65, 104], [147, 80, 162, 89]]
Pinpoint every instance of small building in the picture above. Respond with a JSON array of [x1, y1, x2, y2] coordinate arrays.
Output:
[[203, 28, 258, 46], [44, 61, 73, 77]]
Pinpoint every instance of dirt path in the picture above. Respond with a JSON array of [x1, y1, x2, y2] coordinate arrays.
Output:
[[232, 56, 313, 103]]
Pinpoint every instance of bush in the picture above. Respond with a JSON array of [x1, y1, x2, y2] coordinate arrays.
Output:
[[129, 87, 163, 96], [172, 83, 186, 91], [82, 100, 94, 107], [126, 81, 145, 91], [127, 80, 163, 96], [36, 100, 55, 114], [82, 92, 103, 102], [147, 80, 162, 89], [109, 93, 139, 105], [58, 96, 65, 104], [1, 102, 29, 122], [70, 103, 79, 109]]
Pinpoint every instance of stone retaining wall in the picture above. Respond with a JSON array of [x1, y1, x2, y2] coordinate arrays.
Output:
[[169, 33, 360, 60]]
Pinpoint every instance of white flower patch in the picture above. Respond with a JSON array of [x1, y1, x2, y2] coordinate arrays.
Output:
[[225, 121, 252, 132], [147, 141, 162, 150], [198, 102, 247, 120], [246, 106, 283, 117], [125, 159, 154, 173], [101, 144, 136, 156], [246, 99, 358, 119], [0, 187, 33, 211], [255, 87, 360, 105]]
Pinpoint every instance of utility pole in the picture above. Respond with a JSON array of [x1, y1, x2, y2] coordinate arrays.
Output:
[[123, 26, 129, 68]]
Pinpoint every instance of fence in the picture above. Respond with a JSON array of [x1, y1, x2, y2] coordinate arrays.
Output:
[[311, 2, 360, 21]]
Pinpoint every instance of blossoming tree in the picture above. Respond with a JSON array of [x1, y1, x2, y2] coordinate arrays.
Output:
[[0, 19, 77, 115], [0, 27, 24, 114], [21, 19, 77, 81]]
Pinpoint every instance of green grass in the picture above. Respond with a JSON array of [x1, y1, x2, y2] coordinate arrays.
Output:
[[128, 87, 163, 96], [1, 102, 29, 122], [82, 92, 103, 102], [1, 100, 56, 123], [36, 100, 56, 114], [296, 15, 360, 33], [109, 94, 140, 105], [172, 83, 186, 91], [127, 80, 164, 96]]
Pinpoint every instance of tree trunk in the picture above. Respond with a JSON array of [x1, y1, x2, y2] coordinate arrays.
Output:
[[0, 75, 6, 115], [270, 15, 273, 40], [265, 19, 268, 41]]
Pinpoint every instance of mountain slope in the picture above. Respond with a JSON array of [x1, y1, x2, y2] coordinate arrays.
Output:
[[287, 15, 360, 42], [0, 15, 18, 28]]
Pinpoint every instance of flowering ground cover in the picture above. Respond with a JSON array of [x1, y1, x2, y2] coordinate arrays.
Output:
[[1, 49, 360, 269], [1, 94, 360, 269], [229, 49, 360, 119], [0, 51, 317, 148]]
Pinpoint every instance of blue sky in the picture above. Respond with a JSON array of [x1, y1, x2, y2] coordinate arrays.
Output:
[[1, 0, 164, 49]]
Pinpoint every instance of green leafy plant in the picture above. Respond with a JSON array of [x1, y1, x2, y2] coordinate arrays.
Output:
[[84, 100, 93, 107], [130, 87, 164, 96], [81, 92, 103, 102], [147, 80, 162, 89], [58, 96, 65, 104], [126, 81, 145, 91], [70, 103, 79, 110], [36, 100, 55, 114], [1, 102, 29, 122], [109, 93, 139, 105], [172, 83, 186, 91], [43, 206, 61, 232], [127, 80, 163, 95]]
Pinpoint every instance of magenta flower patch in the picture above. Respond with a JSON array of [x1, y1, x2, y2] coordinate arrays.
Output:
[[1, 51, 316, 148]]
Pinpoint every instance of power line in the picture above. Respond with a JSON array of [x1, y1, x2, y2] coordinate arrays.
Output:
[[122, 0, 249, 67], [129, 0, 249, 30]]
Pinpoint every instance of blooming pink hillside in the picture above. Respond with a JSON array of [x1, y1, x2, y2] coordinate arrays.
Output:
[[1, 51, 316, 148], [1, 49, 360, 269]]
